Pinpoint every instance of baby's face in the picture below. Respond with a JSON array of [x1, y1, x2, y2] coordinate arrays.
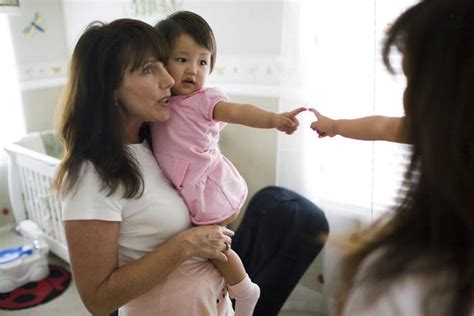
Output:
[[167, 34, 211, 95]]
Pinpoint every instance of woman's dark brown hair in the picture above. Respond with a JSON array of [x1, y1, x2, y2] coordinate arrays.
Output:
[[340, 0, 474, 314], [53, 19, 168, 198], [154, 11, 217, 72]]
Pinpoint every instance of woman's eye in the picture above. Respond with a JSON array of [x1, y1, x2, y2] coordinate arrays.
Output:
[[143, 64, 153, 74]]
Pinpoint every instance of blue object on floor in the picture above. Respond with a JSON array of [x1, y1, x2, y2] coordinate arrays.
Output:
[[0, 241, 49, 294], [0, 246, 34, 265]]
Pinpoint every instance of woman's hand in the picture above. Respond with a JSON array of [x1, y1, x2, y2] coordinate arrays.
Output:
[[179, 225, 234, 262]]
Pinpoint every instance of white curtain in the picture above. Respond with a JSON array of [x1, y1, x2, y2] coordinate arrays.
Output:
[[0, 14, 25, 224], [0, 15, 25, 147], [277, 0, 414, 220], [276, 1, 416, 312]]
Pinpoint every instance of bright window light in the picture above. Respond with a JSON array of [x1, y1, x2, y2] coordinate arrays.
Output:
[[0, 15, 25, 147]]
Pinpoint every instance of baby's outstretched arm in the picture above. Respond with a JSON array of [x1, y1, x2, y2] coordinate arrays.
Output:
[[214, 101, 306, 134], [309, 108, 406, 143]]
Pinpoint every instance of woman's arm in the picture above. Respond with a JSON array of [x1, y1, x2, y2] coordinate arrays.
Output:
[[66, 220, 233, 315], [309, 108, 407, 143], [213, 101, 306, 134]]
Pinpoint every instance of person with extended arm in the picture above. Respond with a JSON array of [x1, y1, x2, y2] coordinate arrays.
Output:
[[309, 108, 406, 143]]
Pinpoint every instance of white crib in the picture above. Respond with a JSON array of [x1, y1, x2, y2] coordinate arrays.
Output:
[[3, 131, 69, 263]]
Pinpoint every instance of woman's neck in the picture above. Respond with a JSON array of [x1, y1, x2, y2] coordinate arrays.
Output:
[[122, 119, 143, 144], [123, 134, 141, 144]]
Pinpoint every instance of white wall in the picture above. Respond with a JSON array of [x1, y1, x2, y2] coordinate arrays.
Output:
[[8, 0, 68, 133], [220, 94, 280, 228], [178, 0, 283, 56]]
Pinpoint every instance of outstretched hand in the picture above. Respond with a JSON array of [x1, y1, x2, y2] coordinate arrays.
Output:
[[274, 107, 307, 134], [309, 108, 336, 138]]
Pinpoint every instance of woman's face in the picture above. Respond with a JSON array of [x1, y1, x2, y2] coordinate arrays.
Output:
[[115, 56, 175, 130]]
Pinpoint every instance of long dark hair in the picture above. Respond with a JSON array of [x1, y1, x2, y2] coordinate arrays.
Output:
[[154, 11, 217, 72], [340, 0, 474, 314], [53, 19, 168, 198]]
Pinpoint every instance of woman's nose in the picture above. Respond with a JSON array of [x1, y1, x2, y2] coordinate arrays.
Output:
[[160, 71, 175, 90]]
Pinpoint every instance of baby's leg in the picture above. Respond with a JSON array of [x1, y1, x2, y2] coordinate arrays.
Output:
[[211, 250, 260, 316]]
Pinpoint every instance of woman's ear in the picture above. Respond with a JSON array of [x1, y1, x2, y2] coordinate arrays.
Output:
[[113, 92, 119, 108]]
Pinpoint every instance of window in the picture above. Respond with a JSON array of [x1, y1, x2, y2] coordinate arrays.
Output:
[[0, 14, 25, 147], [277, 0, 416, 221]]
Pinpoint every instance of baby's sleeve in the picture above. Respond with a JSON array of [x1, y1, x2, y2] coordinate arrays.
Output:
[[199, 87, 229, 121]]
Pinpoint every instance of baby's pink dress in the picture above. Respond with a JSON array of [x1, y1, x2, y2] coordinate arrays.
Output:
[[151, 87, 248, 225], [120, 260, 234, 315]]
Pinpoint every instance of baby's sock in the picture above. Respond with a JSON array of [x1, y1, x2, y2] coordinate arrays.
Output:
[[228, 274, 260, 316]]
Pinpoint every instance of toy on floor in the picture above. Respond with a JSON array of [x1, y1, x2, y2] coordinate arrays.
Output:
[[0, 264, 72, 311], [0, 220, 49, 293]]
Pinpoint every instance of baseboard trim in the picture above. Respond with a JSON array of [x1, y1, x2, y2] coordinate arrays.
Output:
[[0, 223, 15, 235], [281, 284, 328, 315]]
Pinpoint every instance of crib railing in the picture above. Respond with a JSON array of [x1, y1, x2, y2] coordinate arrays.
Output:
[[4, 137, 69, 263]]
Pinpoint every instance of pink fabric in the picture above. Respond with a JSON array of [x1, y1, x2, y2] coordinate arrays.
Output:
[[119, 261, 234, 316], [151, 87, 248, 225]]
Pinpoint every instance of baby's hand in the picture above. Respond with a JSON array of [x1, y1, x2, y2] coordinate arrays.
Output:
[[274, 107, 306, 134], [309, 108, 336, 138]]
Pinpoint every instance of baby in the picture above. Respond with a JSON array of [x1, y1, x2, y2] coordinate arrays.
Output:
[[152, 11, 305, 316]]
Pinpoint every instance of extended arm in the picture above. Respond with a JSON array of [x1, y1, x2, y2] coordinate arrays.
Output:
[[309, 108, 406, 143], [66, 220, 233, 315], [213, 101, 306, 134]]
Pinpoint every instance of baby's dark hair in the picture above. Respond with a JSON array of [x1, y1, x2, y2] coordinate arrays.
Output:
[[155, 11, 217, 72]]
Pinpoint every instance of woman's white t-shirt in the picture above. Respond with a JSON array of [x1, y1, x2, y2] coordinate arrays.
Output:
[[61, 142, 233, 315], [62, 142, 191, 265]]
